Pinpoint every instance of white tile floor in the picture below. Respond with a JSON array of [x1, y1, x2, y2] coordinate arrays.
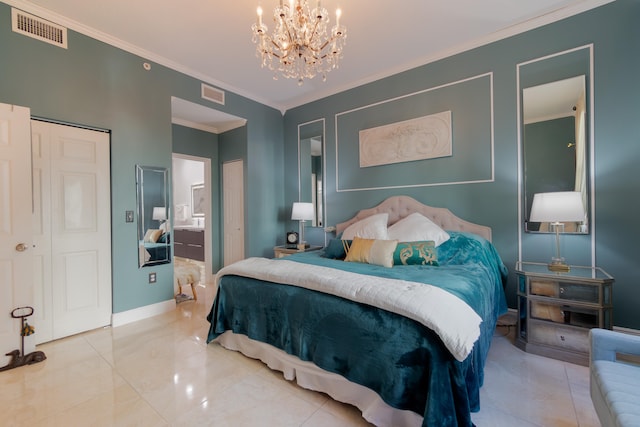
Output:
[[0, 273, 600, 426]]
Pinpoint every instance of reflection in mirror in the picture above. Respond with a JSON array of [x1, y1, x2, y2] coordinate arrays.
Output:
[[298, 118, 324, 228], [136, 165, 171, 267], [523, 76, 587, 233], [519, 46, 592, 235]]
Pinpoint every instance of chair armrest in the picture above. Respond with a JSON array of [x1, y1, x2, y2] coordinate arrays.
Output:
[[590, 328, 640, 362]]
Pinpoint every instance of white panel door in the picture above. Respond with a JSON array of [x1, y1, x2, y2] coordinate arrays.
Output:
[[0, 103, 34, 367], [223, 160, 244, 266], [31, 121, 111, 342], [30, 121, 53, 342]]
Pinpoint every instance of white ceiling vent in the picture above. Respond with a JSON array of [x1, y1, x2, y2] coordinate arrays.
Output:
[[201, 83, 225, 105], [12, 8, 68, 49]]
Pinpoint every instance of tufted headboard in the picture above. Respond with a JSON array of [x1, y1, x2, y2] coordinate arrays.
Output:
[[335, 196, 492, 242]]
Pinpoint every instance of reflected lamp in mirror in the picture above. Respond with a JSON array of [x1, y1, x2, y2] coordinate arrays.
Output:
[[529, 191, 586, 272], [291, 202, 314, 248], [152, 206, 167, 231]]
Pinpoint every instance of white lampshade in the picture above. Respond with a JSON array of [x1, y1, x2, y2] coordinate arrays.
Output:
[[530, 192, 585, 223], [291, 202, 314, 221], [152, 206, 167, 221]]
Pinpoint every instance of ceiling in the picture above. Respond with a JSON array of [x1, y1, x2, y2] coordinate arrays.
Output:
[[9, 0, 611, 128], [523, 76, 585, 124]]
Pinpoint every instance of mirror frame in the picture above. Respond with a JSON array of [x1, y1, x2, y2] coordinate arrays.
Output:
[[298, 118, 325, 228], [517, 45, 594, 235], [136, 165, 171, 267]]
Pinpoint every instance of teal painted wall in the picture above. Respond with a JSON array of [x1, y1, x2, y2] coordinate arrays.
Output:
[[1, 1, 638, 329], [0, 2, 282, 313], [284, 0, 640, 329], [524, 117, 577, 217]]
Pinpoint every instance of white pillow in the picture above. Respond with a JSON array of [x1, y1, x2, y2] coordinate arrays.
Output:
[[341, 213, 389, 240], [387, 212, 450, 246]]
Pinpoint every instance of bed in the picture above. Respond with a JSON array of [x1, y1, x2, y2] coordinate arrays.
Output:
[[206, 196, 507, 426]]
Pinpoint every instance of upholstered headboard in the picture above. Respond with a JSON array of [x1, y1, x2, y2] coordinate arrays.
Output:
[[335, 196, 492, 242]]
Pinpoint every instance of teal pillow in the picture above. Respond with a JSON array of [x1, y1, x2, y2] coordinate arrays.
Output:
[[324, 239, 352, 259], [393, 241, 438, 266]]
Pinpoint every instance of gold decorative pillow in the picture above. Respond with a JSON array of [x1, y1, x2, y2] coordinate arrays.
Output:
[[344, 237, 398, 268], [143, 229, 164, 243], [393, 241, 438, 266]]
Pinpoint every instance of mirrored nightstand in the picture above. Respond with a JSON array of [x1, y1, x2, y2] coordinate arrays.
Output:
[[273, 245, 322, 258], [515, 261, 614, 366]]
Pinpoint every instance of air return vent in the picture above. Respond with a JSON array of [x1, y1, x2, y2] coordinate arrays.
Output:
[[12, 8, 67, 49], [201, 83, 225, 105]]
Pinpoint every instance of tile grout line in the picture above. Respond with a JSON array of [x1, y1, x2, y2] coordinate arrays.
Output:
[[81, 329, 173, 425]]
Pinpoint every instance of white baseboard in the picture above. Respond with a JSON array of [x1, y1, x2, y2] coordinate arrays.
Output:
[[111, 299, 176, 328]]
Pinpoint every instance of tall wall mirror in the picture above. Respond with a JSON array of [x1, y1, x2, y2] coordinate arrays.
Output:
[[136, 165, 171, 267], [519, 46, 593, 234], [298, 118, 325, 228]]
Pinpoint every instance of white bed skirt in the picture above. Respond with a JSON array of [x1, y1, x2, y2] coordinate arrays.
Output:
[[215, 331, 422, 427]]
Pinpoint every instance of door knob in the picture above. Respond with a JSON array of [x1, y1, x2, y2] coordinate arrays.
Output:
[[15, 243, 29, 252]]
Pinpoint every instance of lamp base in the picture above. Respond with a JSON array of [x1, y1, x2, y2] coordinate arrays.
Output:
[[547, 258, 570, 273]]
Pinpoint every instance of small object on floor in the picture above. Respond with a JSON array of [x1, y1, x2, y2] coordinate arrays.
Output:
[[0, 306, 47, 371], [175, 293, 194, 303], [174, 261, 200, 301]]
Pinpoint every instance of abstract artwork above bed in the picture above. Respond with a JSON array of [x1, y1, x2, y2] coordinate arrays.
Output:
[[335, 73, 494, 191], [358, 111, 452, 168]]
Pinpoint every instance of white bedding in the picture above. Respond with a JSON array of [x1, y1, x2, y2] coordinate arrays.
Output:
[[215, 257, 482, 361]]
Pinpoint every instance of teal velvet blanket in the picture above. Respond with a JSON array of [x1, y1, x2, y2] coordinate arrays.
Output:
[[207, 232, 507, 426]]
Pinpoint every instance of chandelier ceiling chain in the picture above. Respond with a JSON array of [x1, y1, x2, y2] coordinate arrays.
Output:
[[251, 0, 346, 85]]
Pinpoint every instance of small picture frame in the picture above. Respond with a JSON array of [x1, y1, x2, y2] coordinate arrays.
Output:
[[191, 184, 205, 217]]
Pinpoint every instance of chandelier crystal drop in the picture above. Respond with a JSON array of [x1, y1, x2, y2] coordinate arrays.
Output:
[[251, 0, 346, 85]]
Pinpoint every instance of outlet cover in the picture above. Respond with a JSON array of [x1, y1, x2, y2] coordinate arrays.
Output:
[[148, 272, 156, 283]]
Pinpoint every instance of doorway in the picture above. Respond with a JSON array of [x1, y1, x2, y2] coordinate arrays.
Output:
[[172, 154, 212, 282]]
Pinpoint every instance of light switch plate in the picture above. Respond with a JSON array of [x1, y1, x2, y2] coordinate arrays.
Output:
[[125, 210, 134, 223]]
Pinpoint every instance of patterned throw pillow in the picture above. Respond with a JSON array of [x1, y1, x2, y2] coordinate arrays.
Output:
[[393, 241, 439, 266], [344, 237, 398, 268]]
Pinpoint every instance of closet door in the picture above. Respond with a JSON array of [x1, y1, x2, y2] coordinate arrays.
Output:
[[223, 160, 244, 266], [31, 121, 111, 343], [0, 104, 34, 366]]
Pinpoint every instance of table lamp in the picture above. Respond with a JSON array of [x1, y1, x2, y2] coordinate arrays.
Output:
[[529, 191, 585, 272], [291, 202, 314, 248], [152, 206, 167, 231]]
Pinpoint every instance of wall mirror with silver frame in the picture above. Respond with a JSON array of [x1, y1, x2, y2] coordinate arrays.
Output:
[[136, 165, 171, 267], [298, 118, 325, 229], [518, 46, 593, 234]]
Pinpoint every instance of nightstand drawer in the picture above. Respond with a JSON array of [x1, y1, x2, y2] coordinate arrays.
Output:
[[530, 300, 599, 327], [528, 322, 589, 353], [529, 279, 599, 303]]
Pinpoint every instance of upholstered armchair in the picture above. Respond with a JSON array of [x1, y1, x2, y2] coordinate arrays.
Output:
[[590, 328, 640, 427]]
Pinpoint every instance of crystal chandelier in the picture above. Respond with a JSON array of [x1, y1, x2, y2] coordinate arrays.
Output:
[[251, 1, 346, 85]]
